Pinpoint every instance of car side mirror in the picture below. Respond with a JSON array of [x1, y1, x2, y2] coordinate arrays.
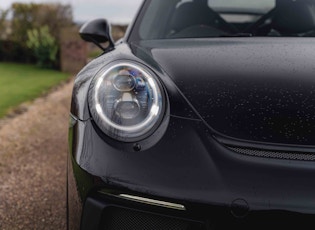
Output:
[[79, 18, 115, 52]]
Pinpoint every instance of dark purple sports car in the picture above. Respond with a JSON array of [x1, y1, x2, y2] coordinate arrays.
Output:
[[67, 0, 315, 229]]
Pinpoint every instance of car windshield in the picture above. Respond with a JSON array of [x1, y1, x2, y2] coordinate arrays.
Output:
[[131, 0, 315, 40]]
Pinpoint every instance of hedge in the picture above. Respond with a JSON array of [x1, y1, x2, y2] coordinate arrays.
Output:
[[0, 40, 36, 63]]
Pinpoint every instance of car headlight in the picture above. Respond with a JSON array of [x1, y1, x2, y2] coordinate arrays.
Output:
[[88, 62, 164, 142]]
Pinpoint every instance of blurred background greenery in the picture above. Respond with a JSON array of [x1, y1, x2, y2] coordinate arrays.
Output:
[[0, 2, 127, 119]]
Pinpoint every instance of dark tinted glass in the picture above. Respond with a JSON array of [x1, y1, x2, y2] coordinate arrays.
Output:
[[132, 0, 315, 40]]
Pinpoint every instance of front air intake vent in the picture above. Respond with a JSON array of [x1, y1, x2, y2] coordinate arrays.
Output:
[[228, 146, 315, 161], [101, 207, 204, 230]]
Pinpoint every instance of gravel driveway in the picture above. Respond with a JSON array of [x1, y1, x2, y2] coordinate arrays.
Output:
[[0, 78, 74, 230]]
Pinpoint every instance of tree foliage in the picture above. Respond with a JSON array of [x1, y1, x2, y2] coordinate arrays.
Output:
[[26, 26, 58, 68], [8, 3, 73, 68], [10, 3, 73, 44], [0, 8, 9, 39]]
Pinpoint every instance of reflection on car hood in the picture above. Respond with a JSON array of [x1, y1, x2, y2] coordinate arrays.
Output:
[[135, 38, 315, 146]]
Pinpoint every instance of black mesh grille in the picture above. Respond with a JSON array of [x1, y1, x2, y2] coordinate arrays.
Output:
[[101, 207, 202, 230], [228, 146, 315, 161]]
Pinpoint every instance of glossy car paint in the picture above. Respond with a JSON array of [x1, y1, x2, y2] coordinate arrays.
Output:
[[68, 0, 315, 228]]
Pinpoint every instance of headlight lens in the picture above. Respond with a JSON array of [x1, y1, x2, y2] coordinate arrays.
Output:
[[88, 62, 164, 142]]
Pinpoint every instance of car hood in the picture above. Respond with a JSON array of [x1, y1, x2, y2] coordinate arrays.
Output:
[[131, 38, 315, 146]]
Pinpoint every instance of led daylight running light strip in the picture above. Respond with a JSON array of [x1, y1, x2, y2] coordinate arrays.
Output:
[[118, 194, 186, 210], [99, 190, 186, 211]]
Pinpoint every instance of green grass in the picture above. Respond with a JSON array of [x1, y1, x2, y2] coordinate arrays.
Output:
[[0, 62, 71, 118]]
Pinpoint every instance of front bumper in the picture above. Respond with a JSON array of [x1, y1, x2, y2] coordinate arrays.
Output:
[[68, 114, 315, 229]]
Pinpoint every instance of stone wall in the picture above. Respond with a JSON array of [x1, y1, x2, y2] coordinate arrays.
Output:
[[60, 27, 87, 74]]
